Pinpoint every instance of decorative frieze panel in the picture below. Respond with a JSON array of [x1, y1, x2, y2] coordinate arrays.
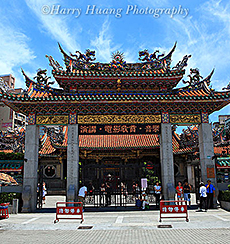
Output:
[[33, 114, 203, 125], [162, 112, 169, 123], [28, 113, 36, 125], [36, 115, 69, 125], [201, 112, 209, 123], [69, 112, 77, 124], [170, 114, 201, 124], [78, 115, 162, 124]]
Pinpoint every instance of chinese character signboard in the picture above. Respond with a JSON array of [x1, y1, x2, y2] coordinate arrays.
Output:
[[79, 124, 161, 135], [160, 200, 189, 222], [55, 202, 84, 223], [207, 166, 215, 178], [161, 205, 186, 213]]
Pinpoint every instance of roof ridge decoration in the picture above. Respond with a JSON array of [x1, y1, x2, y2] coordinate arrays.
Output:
[[70, 49, 96, 62], [110, 51, 126, 70], [222, 81, 230, 91], [172, 54, 192, 71], [33, 69, 54, 87], [46, 55, 63, 71], [181, 68, 215, 93], [44, 126, 65, 147], [183, 68, 203, 86], [22, 69, 64, 96], [57, 42, 177, 73]]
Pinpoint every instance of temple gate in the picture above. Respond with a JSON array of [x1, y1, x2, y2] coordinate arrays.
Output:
[[1, 42, 230, 212]]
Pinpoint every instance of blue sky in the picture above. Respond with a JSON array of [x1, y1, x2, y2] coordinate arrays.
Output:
[[0, 0, 230, 124]]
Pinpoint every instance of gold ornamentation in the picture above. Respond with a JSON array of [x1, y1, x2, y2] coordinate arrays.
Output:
[[78, 115, 161, 124], [36, 115, 69, 125], [170, 114, 201, 124]]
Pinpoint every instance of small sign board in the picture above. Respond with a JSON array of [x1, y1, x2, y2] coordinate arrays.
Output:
[[207, 166, 215, 178], [159, 200, 189, 222], [54, 202, 84, 223], [79, 124, 161, 135]]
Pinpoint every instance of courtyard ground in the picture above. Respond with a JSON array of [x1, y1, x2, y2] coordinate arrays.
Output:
[[0, 196, 229, 243]]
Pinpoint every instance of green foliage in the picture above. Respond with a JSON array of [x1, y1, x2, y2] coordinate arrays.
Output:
[[228, 184, 230, 190], [220, 190, 230, 202], [0, 193, 20, 204], [0, 152, 24, 160], [142, 161, 161, 185]]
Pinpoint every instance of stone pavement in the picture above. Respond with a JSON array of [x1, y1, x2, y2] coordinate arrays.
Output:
[[0, 196, 230, 243]]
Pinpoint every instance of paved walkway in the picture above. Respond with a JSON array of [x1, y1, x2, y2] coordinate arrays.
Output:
[[0, 196, 229, 243]]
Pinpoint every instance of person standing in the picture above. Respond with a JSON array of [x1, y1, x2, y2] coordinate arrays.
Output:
[[100, 183, 106, 206], [205, 180, 215, 209], [176, 181, 183, 201], [154, 182, 161, 208], [197, 182, 207, 212], [183, 181, 192, 207], [105, 182, 111, 206], [88, 181, 95, 202], [42, 182, 47, 205], [78, 183, 87, 209], [132, 181, 137, 199]]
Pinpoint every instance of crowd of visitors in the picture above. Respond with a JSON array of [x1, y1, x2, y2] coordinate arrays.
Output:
[[75, 178, 216, 211], [175, 179, 216, 211], [196, 180, 216, 212]]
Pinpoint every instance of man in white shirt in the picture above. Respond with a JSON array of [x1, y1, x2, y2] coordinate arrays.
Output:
[[197, 182, 207, 212], [78, 184, 87, 206]]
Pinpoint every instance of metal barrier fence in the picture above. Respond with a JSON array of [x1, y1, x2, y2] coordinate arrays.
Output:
[[84, 190, 157, 208]]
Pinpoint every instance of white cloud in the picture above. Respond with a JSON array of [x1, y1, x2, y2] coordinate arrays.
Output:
[[90, 19, 121, 62], [163, 2, 230, 90], [0, 23, 36, 88], [204, 0, 230, 34], [130, 0, 169, 7], [25, 0, 80, 52]]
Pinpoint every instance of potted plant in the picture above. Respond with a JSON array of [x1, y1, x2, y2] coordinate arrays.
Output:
[[219, 190, 230, 211]]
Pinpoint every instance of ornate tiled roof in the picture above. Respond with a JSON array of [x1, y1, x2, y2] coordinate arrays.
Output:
[[216, 157, 230, 168], [45, 42, 186, 92], [39, 126, 192, 155], [0, 42, 229, 116], [1, 81, 229, 116]]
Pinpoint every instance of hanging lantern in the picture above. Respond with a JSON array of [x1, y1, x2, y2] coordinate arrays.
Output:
[[146, 161, 153, 170]]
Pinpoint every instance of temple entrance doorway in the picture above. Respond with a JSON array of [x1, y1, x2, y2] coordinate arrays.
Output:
[[81, 155, 161, 208]]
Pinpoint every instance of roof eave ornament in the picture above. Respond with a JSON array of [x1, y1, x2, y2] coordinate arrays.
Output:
[[172, 54, 192, 71], [222, 81, 230, 91], [138, 42, 177, 71], [33, 69, 55, 87], [182, 68, 215, 93], [45, 55, 63, 71], [183, 68, 203, 86]]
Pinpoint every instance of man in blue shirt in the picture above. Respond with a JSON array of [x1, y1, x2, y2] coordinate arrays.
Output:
[[205, 180, 215, 209]]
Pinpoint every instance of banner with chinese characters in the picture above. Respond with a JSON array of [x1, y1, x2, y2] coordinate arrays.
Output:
[[160, 200, 188, 222], [79, 124, 161, 135], [161, 205, 187, 213]]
